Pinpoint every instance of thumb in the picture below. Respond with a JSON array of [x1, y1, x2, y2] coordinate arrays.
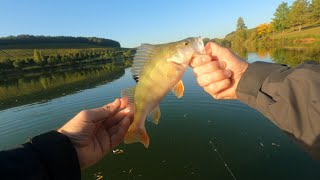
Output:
[[205, 42, 223, 58], [90, 98, 121, 123]]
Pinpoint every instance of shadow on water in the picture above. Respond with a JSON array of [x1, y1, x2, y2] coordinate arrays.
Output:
[[0, 63, 125, 110]]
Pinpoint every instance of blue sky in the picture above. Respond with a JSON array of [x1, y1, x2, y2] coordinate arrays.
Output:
[[0, 0, 294, 47]]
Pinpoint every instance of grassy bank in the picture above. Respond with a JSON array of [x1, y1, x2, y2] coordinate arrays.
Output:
[[271, 25, 320, 47]]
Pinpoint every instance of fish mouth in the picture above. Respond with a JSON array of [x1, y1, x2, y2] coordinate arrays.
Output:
[[192, 37, 205, 54]]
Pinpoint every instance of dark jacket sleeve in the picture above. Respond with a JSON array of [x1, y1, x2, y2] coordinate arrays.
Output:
[[0, 131, 81, 180], [236, 61, 320, 158]]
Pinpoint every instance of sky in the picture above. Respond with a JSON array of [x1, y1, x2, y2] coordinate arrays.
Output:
[[0, 0, 295, 48]]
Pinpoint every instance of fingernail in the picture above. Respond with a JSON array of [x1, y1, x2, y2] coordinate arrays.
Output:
[[201, 56, 207, 63], [218, 61, 226, 69], [124, 108, 130, 113], [224, 70, 232, 77], [112, 98, 120, 106]]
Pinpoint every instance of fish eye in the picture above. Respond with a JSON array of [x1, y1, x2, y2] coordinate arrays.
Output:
[[184, 42, 188, 46]]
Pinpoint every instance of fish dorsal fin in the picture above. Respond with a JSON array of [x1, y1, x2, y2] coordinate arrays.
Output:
[[172, 80, 184, 98], [121, 86, 136, 111], [147, 105, 161, 124], [131, 44, 157, 82]]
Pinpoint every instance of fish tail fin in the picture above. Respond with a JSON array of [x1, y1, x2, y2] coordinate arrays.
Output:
[[122, 87, 150, 148], [124, 125, 150, 148]]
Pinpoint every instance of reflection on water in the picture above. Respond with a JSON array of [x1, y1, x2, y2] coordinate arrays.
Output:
[[270, 47, 320, 67], [232, 46, 320, 67], [0, 63, 125, 110], [0, 52, 320, 179]]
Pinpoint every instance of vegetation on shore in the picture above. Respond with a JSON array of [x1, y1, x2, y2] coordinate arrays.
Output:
[[0, 35, 135, 75], [204, 0, 320, 57], [0, 35, 120, 49]]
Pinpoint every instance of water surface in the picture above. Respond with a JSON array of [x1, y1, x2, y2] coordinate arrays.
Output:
[[0, 52, 319, 180]]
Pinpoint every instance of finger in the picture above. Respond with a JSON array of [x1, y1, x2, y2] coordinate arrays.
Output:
[[196, 69, 232, 87], [204, 79, 232, 99], [89, 98, 121, 123], [119, 98, 128, 109], [205, 42, 223, 57], [96, 125, 111, 154], [110, 115, 132, 149], [103, 107, 131, 128], [107, 112, 133, 134], [189, 55, 212, 68], [193, 61, 226, 77]]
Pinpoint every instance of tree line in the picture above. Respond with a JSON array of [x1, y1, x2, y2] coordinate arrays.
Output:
[[272, 0, 320, 32], [204, 0, 320, 55], [0, 49, 135, 72], [0, 35, 121, 48]]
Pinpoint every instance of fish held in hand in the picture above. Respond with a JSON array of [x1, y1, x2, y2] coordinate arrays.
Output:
[[121, 37, 204, 148]]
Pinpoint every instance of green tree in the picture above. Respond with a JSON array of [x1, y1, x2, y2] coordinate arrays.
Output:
[[289, 0, 310, 31], [0, 58, 13, 70], [47, 56, 58, 65], [232, 17, 248, 50], [237, 17, 247, 31], [310, 0, 320, 20], [33, 49, 46, 65], [272, 2, 290, 32], [12, 59, 25, 68]]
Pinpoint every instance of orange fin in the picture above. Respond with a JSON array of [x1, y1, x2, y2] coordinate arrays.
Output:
[[172, 80, 184, 98], [147, 105, 161, 124], [124, 126, 150, 148]]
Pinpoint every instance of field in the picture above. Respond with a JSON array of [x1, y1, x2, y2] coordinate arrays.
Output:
[[271, 24, 320, 46]]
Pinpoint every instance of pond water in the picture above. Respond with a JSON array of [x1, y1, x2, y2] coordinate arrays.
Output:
[[0, 52, 319, 179]]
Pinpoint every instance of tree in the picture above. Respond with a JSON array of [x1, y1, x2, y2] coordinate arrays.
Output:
[[33, 50, 46, 65], [47, 56, 58, 65], [237, 17, 247, 31], [289, 0, 310, 31], [12, 59, 25, 68], [0, 58, 13, 70], [231, 17, 248, 53], [257, 23, 273, 37], [310, 0, 320, 20], [272, 2, 290, 32]]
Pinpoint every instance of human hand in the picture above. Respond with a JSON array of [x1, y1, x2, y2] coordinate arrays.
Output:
[[190, 42, 248, 99], [58, 98, 133, 169]]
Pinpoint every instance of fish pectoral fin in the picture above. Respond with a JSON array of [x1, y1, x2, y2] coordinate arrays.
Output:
[[172, 80, 184, 98], [147, 105, 161, 124], [124, 125, 150, 148], [121, 86, 136, 111]]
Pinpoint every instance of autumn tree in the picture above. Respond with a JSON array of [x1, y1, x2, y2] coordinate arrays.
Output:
[[257, 23, 273, 37], [272, 2, 290, 32]]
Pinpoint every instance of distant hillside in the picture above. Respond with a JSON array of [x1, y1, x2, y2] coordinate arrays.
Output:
[[0, 35, 121, 49]]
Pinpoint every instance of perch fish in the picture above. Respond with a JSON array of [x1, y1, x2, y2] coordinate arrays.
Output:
[[122, 37, 204, 148]]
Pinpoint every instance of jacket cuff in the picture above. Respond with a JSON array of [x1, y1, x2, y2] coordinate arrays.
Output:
[[30, 130, 81, 180], [236, 61, 288, 108]]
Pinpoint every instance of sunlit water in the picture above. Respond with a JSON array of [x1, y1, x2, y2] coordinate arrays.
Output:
[[0, 53, 319, 179]]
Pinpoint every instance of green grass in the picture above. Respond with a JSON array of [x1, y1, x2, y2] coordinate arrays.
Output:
[[271, 25, 320, 40]]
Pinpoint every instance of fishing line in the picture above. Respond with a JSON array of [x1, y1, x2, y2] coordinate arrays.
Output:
[[209, 137, 237, 180]]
